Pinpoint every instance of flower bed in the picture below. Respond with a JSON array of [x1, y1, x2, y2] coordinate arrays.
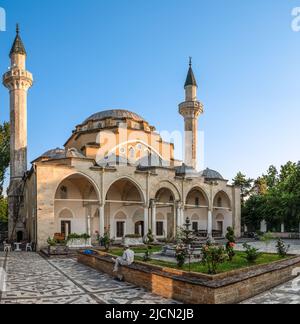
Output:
[[78, 249, 300, 304]]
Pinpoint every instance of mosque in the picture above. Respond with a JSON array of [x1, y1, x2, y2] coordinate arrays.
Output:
[[3, 26, 241, 249]]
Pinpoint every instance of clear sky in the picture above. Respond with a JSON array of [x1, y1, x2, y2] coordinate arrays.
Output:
[[0, 0, 299, 182]]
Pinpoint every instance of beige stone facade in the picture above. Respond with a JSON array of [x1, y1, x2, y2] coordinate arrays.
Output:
[[3, 29, 241, 250]]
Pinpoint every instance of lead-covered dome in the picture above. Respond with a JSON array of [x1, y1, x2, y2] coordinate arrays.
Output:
[[83, 109, 146, 124], [200, 168, 224, 180]]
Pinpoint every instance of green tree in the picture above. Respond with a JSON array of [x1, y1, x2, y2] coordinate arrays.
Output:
[[0, 122, 10, 227], [232, 172, 253, 206], [0, 122, 10, 196], [0, 197, 8, 224], [243, 161, 300, 232], [262, 165, 278, 189]]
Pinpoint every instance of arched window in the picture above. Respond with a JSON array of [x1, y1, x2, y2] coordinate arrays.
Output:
[[217, 197, 222, 207], [195, 197, 200, 207], [60, 186, 68, 199]]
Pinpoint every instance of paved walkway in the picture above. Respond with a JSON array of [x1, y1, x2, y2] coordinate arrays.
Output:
[[236, 240, 300, 255], [1, 251, 300, 304], [0, 252, 179, 304], [242, 278, 300, 304]]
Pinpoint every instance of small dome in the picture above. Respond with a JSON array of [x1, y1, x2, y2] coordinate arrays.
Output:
[[83, 109, 146, 124], [200, 168, 224, 180], [41, 148, 66, 159]]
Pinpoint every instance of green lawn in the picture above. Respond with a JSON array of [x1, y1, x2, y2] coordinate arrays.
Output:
[[142, 252, 288, 274], [107, 248, 289, 275]]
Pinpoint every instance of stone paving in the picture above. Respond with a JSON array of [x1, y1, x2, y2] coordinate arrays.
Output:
[[240, 240, 300, 304], [0, 252, 179, 304], [1, 251, 300, 304], [242, 278, 300, 304], [236, 240, 300, 255]]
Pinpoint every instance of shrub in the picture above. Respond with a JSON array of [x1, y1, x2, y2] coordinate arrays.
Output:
[[175, 244, 188, 268], [144, 229, 154, 244], [243, 243, 260, 263], [276, 239, 290, 258], [67, 233, 91, 241], [260, 232, 274, 246], [201, 244, 227, 274], [101, 228, 114, 251], [143, 246, 153, 262], [225, 227, 236, 261], [47, 237, 57, 247]]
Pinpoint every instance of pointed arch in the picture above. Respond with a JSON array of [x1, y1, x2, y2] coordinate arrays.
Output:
[[105, 177, 145, 204], [185, 186, 209, 207], [151, 180, 181, 202], [213, 191, 231, 209]]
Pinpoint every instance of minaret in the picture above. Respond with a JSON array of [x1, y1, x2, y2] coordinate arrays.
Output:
[[3, 24, 33, 239], [179, 58, 203, 169]]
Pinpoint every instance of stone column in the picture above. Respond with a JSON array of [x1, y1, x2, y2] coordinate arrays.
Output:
[[99, 205, 105, 237], [207, 210, 213, 239], [176, 203, 181, 228], [144, 206, 149, 237], [173, 204, 177, 237], [151, 200, 157, 238], [260, 220, 267, 233], [281, 223, 285, 233], [65, 222, 69, 238], [87, 215, 92, 246]]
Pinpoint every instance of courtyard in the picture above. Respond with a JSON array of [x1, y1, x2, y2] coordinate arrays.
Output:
[[0, 248, 300, 304], [0, 252, 179, 305]]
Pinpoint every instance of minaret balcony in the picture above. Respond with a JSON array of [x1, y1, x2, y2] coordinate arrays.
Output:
[[179, 100, 204, 118], [3, 69, 33, 89]]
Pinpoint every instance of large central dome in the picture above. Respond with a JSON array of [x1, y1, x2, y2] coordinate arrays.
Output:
[[83, 109, 146, 124]]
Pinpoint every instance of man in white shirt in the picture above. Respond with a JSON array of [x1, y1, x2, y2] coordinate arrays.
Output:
[[113, 245, 135, 273]]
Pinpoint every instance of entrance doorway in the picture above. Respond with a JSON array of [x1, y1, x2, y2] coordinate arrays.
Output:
[[61, 221, 71, 238], [217, 221, 223, 235], [17, 231, 23, 243]]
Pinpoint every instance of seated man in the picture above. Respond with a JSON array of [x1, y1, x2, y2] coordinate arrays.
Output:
[[113, 245, 135, 275]]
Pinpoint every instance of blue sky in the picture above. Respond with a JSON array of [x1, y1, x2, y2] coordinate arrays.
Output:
[[0, 0, 299, 182]]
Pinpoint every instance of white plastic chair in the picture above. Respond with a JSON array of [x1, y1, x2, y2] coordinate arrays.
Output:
[[4, 244, 12, 252], [26, 242, 33, 252]]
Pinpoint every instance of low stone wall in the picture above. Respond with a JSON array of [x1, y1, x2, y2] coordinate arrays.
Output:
[[77, 251, 300, 304]]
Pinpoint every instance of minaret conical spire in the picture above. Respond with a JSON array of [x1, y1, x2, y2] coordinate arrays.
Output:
[[10, 23, 27, 57], [184, 57, 198, 88]]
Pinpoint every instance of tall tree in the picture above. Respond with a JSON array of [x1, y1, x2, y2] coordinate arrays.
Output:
[[243, 161, 300, 232], [232, 172, 253, 206], [0, 122, 10, 224], [262, 165, 278, 189], [0, 122, 10, 196]]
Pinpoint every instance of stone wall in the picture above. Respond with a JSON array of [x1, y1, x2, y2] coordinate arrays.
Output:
[[78, 251, 300, 304]]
